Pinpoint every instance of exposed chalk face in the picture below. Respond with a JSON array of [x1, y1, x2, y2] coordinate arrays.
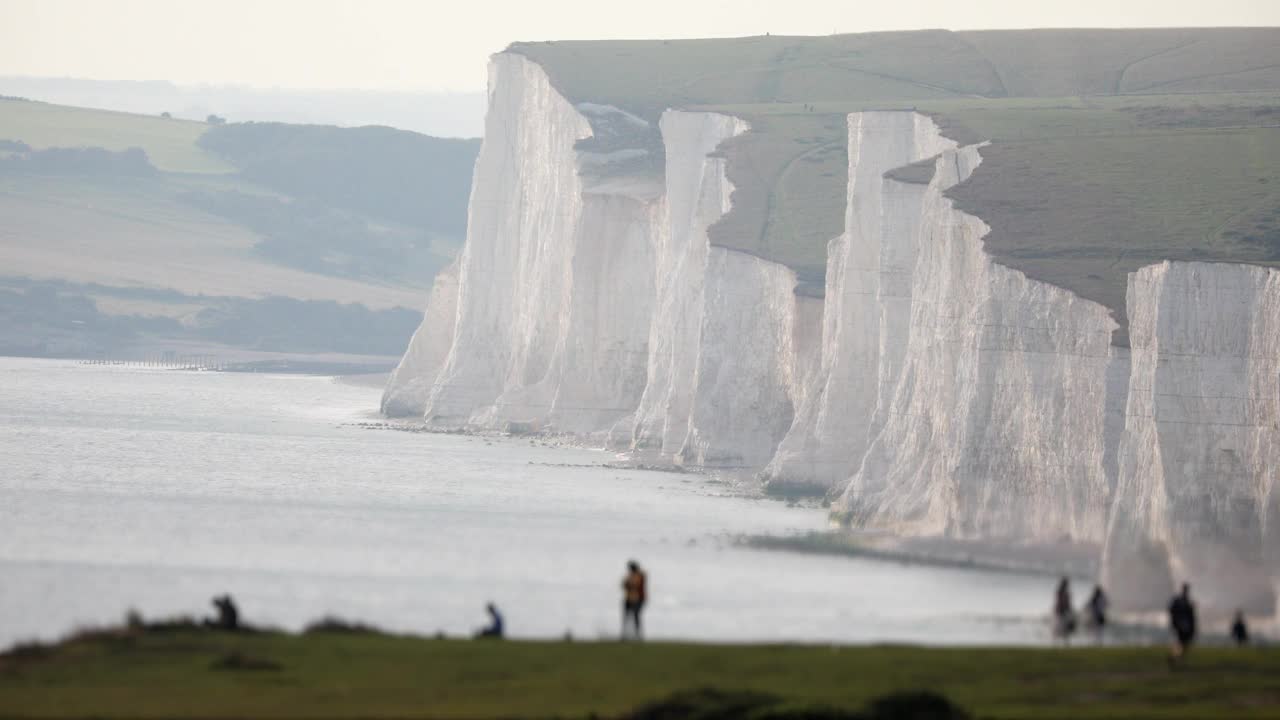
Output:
[[1103, 261, 1280, 613], [826, 118, 1119, 546], [764, 113, 956, 492], [423, 54, 593, 428], [381, 260, 459, 417], [680, 248, 803, 468], [628, 111, 746, 456], [545, 192, 660, 436]]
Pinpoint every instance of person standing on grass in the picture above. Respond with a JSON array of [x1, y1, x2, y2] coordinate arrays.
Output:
[[1168, 583, 1197, 665], [1231, 610, 1249, 647], [621, 560, 647, 641], [1086, 585, 1108, 642], [1053, 577, 1076, 644]]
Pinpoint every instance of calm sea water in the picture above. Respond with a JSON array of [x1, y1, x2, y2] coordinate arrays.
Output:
[[0, 357, 1055, 647]]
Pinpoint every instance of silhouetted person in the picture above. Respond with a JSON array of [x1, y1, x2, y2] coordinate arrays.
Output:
[[1086, 585, 1108, 640], [212, 594, 239, 631], [621, 560, 647, 641], [475, 602, 504, 639], [1053, 577, 1076, 644], [1231, 610, 1249, 647], [1168, 583, 1197, 664]]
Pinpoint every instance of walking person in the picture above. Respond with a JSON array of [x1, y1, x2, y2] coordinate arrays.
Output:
[[1086, 585, 1108, 643], [1231, 610, 1249, 647], [1168, 583, 1197, 666], [1053, 577, 1077, 644], [621, 560, 647, 641]]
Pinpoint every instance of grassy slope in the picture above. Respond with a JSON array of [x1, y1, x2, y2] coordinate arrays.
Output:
[[703, 94, 1280, 340], [3, 630, 1280, 719], [0, 99, 233, 174], [0, 173, 425, 311], [511, 29, 1280, 336], [0, 100, 432, 313], [945, 95, 1280, 342]]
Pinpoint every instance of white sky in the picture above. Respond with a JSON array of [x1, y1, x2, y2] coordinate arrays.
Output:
[[3, 0, 1279, 92]]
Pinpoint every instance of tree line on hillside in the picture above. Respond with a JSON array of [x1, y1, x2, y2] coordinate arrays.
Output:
[[0, 281, 421, 358], [0, 145, 156, 176], [197, 122, 480, 239], [177, 189, 450, 285]]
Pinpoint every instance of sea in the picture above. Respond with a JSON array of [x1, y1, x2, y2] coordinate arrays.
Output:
[[0, 357, 1057, 648]]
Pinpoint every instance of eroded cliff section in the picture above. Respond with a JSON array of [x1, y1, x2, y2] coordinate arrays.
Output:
[[1103, 262, 1280, 612], [388, 52, 1278, 616], [382, 260, 459, 417], [392, 54, 809, 466]]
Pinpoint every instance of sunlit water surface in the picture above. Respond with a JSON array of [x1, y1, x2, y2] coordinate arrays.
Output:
[[0, 357, 1056, 647]]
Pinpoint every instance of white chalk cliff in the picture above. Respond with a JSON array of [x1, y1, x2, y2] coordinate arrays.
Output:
[[1102, 262, 1280, 612], [386, 51, 1279, 615], [382, 260, 459, 417]]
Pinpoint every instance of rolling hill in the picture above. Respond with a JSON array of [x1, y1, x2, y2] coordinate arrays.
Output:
[[0, 98, 480, 359]]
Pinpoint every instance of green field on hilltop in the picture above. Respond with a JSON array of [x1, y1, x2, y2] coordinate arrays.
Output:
[[510, 28, 1280, 120], [691, 94, 1280, 340], [3, 627, 1280, 719], [0, 99, 233, 174], [948, 99, 1280, 342], [512, 29, 1280, 339]]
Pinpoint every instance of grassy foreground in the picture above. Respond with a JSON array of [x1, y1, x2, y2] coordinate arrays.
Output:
[[3, 626, 1280, 719]]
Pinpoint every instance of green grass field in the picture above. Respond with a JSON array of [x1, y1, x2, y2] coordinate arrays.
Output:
[[512, 29, 1280, 338], [0, 99, 233, 174], [3, 627, 1279, 719], [511, 29, 1280, 119]]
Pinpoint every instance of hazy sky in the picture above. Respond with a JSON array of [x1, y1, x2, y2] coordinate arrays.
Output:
[[4, 0, 1279, 92]]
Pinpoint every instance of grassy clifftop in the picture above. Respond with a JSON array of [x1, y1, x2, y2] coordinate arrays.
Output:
[[511, 28, 1280, 115], [510, 29, 1280, 339]]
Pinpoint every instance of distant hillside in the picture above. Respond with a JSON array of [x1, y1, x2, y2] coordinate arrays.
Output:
[[511, 28, 1280, 339], [0, 98, 231, 173], [0, 98, 480, 360], [0, 77, 486, 138], [198, 123, 479, 238]]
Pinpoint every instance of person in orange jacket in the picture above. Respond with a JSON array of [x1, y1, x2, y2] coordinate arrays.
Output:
[[621, 560, 647, 641]]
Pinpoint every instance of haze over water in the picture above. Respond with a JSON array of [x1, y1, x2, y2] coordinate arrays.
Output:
[[0, 357, 1053, 648]]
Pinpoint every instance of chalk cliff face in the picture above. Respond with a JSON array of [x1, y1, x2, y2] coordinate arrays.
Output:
[[421, 54, 590, 427], [381, 260, 459, 417], [764, 113, 957, 492], [827, 121, 1119, 545], [1103, 262, 1280, 613], [420, 54, 661, 435], [627, 111, 744, 457], [389, 52, 1277, 615]]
